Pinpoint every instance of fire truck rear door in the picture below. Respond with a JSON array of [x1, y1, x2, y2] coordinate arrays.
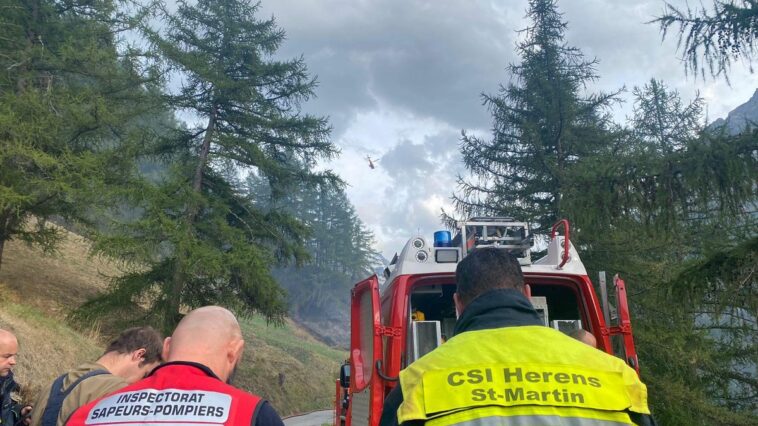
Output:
[[609, 274, 640, 374], [350, 275, 383, 426]]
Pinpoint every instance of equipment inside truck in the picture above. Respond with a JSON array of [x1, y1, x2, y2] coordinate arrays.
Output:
[[529, 281, 586, 334], [407, 283, 456, 363]]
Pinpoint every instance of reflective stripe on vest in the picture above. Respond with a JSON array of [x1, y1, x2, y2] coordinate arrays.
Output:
[[422, 405, 636, 426], [398, 326, 649, 425], [430, 414, 630, 426]]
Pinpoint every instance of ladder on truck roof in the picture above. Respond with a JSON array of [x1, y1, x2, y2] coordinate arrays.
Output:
[[453, 217, 534, 265]]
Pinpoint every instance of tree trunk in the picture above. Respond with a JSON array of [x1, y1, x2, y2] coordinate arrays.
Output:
[[0, 238, 5, 274], [168, 108, 217, 324], [0, 210, 10, 274], [192, 107, 217, 193]]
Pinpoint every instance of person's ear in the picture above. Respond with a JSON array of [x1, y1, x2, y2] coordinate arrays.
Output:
[[132, 348, 146, 362], [522, 284, 531, 298], [453, 293, 464, 318], [228, 339, 244, 366], [161, 337, 171, 361]]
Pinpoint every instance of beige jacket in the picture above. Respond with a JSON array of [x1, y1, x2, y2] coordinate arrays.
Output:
[[30, 362, 126, 426]]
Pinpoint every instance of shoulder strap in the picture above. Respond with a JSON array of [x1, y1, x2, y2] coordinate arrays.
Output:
[[40, 369, 108, 426]]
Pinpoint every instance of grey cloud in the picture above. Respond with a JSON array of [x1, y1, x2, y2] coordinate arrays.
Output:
[[380, 139, 432, 180], [261, 0, 522, 133], [170, 0, 751, 136], [169, 0, 755, 256], [380, 130, 462, 181], [376, 129, 464, 235], [261, 0, 713, 138]]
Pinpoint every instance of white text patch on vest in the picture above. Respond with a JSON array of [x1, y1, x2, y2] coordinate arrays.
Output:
[[85, 389, 231, 425]]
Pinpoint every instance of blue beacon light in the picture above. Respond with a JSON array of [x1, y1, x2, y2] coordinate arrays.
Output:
[[433, 230, 452, 247]]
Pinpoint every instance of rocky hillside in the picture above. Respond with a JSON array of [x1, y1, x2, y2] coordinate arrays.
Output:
[[710, 88, 758, 134]]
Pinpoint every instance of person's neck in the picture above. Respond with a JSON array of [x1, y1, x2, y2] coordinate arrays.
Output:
[[95, 352, 123, 376], [167, 355, 227, 382]]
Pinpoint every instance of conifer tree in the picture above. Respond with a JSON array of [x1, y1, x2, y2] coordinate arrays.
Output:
[[0, 0, 156, 271], [563, 80, 757, 425], [455, 0, 618, 232], [248, 173, 379, 345], [81, 0, 338, 331], [653, 0, 758, 80], [455, 0, 758, 420]]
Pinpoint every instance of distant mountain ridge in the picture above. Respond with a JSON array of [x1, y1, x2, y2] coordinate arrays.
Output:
[[709, 89, 758, 134]]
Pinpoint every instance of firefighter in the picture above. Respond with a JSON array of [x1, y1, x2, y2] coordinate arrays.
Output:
[[65, 306, 284, 426], [31, 326, 163, 426], [0, 329, 31, 426], [380, 248, 656, 426]]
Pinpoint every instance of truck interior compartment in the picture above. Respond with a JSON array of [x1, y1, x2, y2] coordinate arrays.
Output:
[[408, 283, 457, 338], [528, 282, 585, 333], [406, 283, 456, 364]]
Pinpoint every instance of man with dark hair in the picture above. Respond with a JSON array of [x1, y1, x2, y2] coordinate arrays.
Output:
[[0, 329, 32, 426], [31, 327, 163, 426], [66, 306, 284, 426], [381, 247, 655, 426], [454, 246, 525, 304]]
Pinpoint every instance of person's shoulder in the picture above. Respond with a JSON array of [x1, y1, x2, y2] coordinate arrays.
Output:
[[70, 364, 126, 393], [74, 374, 127, 400], [254, 401, 284, 426], [65, 363, 121, 383]]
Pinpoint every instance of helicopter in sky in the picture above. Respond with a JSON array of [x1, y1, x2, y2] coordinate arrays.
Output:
[[365, 155, 379, 169]]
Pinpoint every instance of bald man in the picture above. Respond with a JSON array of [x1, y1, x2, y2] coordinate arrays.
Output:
[[0, 329, 32, 426], [66, 307, 284, 426]]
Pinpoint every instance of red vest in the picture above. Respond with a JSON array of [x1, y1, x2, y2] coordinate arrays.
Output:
[[65, 362, 262, 426]]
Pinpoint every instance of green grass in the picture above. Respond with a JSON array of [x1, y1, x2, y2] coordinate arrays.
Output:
[[0, 297, 103, 402], [243, 315, 345, 361], [237, 315, 345, 415]]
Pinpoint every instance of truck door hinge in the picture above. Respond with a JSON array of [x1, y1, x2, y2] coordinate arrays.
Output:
[[375, 326, 402, 338], [609, 325, 633, 335]]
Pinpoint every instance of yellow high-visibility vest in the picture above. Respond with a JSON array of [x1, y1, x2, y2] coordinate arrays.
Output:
[[398, 326, 649, 426]]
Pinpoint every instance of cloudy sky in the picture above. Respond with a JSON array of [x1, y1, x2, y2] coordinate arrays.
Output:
[[250, 0, 756, 258]]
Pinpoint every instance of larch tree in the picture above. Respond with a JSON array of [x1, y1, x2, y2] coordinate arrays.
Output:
[[247, 172, 379, 345], [653, 0, 758, 80], [454, 0, 758, 421], [0, 0, 157, 272], [563, 80, 757, 425], [79, 0, 339, 332]]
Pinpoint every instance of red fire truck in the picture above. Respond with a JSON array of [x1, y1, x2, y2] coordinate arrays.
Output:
[[334, 218, 640, 426]]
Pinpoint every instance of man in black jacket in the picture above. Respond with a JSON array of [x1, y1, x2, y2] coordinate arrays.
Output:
[[0, 329, 31, 426], [380, 248, 656, 426]]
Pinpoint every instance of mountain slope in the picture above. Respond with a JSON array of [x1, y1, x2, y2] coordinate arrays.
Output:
[[0, 229, 344, 416], [709, 88, 758, 134]]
